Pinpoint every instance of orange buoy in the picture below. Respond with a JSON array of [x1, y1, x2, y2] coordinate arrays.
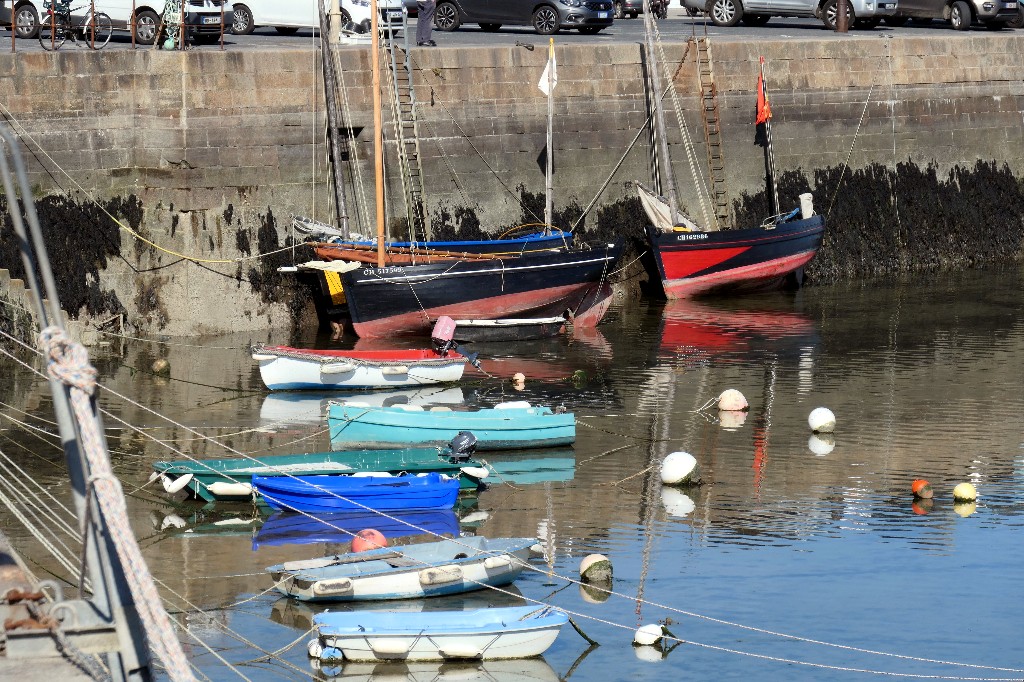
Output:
[[912, 498, 933, 515], [351, 528, 387, 552], [911, 479, 933, 499]]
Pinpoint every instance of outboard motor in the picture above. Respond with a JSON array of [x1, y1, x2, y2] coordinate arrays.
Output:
[[447, 430, 478, 462], [431, 316, 457, 355]]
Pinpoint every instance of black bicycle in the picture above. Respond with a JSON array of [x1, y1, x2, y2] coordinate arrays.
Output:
[[38, 0, 113, 51]]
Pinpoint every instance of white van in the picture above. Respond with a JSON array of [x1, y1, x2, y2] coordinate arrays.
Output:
[[229, 0, 406, 35], [1, 0, 231, 42]]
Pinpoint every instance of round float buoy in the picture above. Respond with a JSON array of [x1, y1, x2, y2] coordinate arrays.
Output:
[[633, 623, 665, 646], [151, 358, 170, 376], [579, 582, 611, 604], [717, 389, 749, 412], [953, 482, 977, 502], [579, 554, 612, 583], [319, 646, 344, 663], [911, 479, 933, 499], [660, 451, 700, 486], [571, 369, 587, 386], [661, 488, 695, 518], [808, 407, 836, 433], [512, 372, 526, 390], [351, 528, 387, 552], [808, 433, 835, 456]]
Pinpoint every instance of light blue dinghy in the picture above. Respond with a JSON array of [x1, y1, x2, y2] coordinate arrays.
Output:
[[328, 400, 576, 451], [311, 605, 568, 662], [267, 536, 540, 602]]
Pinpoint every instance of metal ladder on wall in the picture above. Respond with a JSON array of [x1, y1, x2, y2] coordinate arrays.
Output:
[[381, 13, 428, 240], [694, 37, 730, 228]]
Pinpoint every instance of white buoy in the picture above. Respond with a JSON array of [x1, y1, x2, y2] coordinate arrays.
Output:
[[633, 623, 665, 646], [633, 643, 665, 663], [717, 389, 749, 411], [307, 638, 323, 659], [160, 514, 186, 530], [808, 433, 835, 456], [579, 554, 612, 583], [953, 482, 977, 502], [660, 451, 700, 486], [808, 407, 836, 433], [512, 372, 526, 390]]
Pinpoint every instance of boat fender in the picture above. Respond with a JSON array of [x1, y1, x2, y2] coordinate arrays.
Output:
[[312, 577, 354, 596], [437, 645, 484, 659], [343, 401, 372, 408], [379, 365, 409, 375], [161, 473, 193, 494], [307, 638, 323, 659], [419, 565, 463, 585], [321, 362, 357, 375], [494, 401, 531, 410], [799, 192, 815, 219], [206, 481, 255, 497], [351, 471, 392, 478], [367, 638, 412, 656], [529, 543, 545, 556], [483, 554, 513, 570], [460, 466, 489, 480], [160, 514, 187, 530], [251, 353, 277, 361]]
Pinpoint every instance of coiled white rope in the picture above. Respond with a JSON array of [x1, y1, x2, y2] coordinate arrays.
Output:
[[37, 326, 197, 682]]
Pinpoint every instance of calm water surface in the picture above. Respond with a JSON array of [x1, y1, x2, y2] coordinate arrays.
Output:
[[1, 266, 1023, 681]]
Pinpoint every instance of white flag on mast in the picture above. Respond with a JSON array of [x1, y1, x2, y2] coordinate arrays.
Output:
[[538, 41, 557, 96]]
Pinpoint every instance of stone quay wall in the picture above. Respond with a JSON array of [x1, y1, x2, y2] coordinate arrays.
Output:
[[0, 35, 1022, 336]]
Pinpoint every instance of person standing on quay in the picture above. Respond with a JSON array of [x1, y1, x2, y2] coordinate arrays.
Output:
[[417, 0, 437, 46]]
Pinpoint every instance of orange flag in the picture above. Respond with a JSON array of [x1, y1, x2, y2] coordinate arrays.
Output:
[[755, 72, 772, 125]]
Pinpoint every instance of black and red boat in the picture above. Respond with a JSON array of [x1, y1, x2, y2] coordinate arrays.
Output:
[[339, 243, 622, 338], [644, 206, 825, 298]]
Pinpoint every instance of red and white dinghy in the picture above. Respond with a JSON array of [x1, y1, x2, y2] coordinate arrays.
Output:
[[253, 319, 473, 390]]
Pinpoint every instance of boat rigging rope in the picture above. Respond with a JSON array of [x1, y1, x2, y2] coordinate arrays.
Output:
[[827, 83, 875, 220], [36, 327, 197, 682]]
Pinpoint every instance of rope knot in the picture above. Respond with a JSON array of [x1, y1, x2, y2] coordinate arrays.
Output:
[[38, 326, 98, 396]]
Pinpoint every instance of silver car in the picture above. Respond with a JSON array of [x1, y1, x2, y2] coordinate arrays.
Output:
[[686, 0, 898, 28], [433, 0, 615, 35]]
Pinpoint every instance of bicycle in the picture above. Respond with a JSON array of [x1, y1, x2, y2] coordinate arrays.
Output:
[[38, 0, 113, 51]]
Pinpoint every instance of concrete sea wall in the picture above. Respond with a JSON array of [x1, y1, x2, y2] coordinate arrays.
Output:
[[0, 35, 1022, 336]]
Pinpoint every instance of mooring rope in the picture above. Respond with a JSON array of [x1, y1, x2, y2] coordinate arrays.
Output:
[[37, 327, 196, 682]]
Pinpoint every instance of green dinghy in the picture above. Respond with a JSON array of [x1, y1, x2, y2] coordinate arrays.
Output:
[[152, 447, 488, 502]]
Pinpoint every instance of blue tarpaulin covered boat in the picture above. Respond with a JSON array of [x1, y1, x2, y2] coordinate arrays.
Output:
[[252, 509, 460, 550], [252, 472, 460, 513], [328, 401, 576, 451]]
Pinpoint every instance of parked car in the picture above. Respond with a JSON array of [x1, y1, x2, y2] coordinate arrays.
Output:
[[614, 0, 668, 17], [881, 0, 1018, 29], [1011, 4, 1024, 25], [687, 0, 898, 29], [0, 0, 230, 42], [433, 0, 615, 34], [230, 0, 405, 35]]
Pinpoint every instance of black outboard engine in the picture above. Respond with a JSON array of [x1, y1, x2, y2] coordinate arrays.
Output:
[[447, 430, 478, 462]]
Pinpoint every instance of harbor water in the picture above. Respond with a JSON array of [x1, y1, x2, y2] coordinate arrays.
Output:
[[1, 265, 1023, 680]]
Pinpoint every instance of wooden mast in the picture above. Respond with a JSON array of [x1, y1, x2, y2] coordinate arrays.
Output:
[[371, 0, 385, 267], [643, 0, 678, 219]]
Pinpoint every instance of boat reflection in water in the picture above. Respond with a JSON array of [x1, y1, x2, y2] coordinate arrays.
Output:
[[657, 297, 819, 363], [259, 386, 466, 428], [483, 448, 576, 485], [310, 658, 559, 682], [251, 509, 461, 551]]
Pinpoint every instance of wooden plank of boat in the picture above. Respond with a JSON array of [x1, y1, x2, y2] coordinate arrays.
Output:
[[251, 345, 469, 391], [327, 400, 576, 451], [313, 242, 505, 264], [312, 605, 568, 662], [452, 316, 567, 343], [267, 536, 539, 602]]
